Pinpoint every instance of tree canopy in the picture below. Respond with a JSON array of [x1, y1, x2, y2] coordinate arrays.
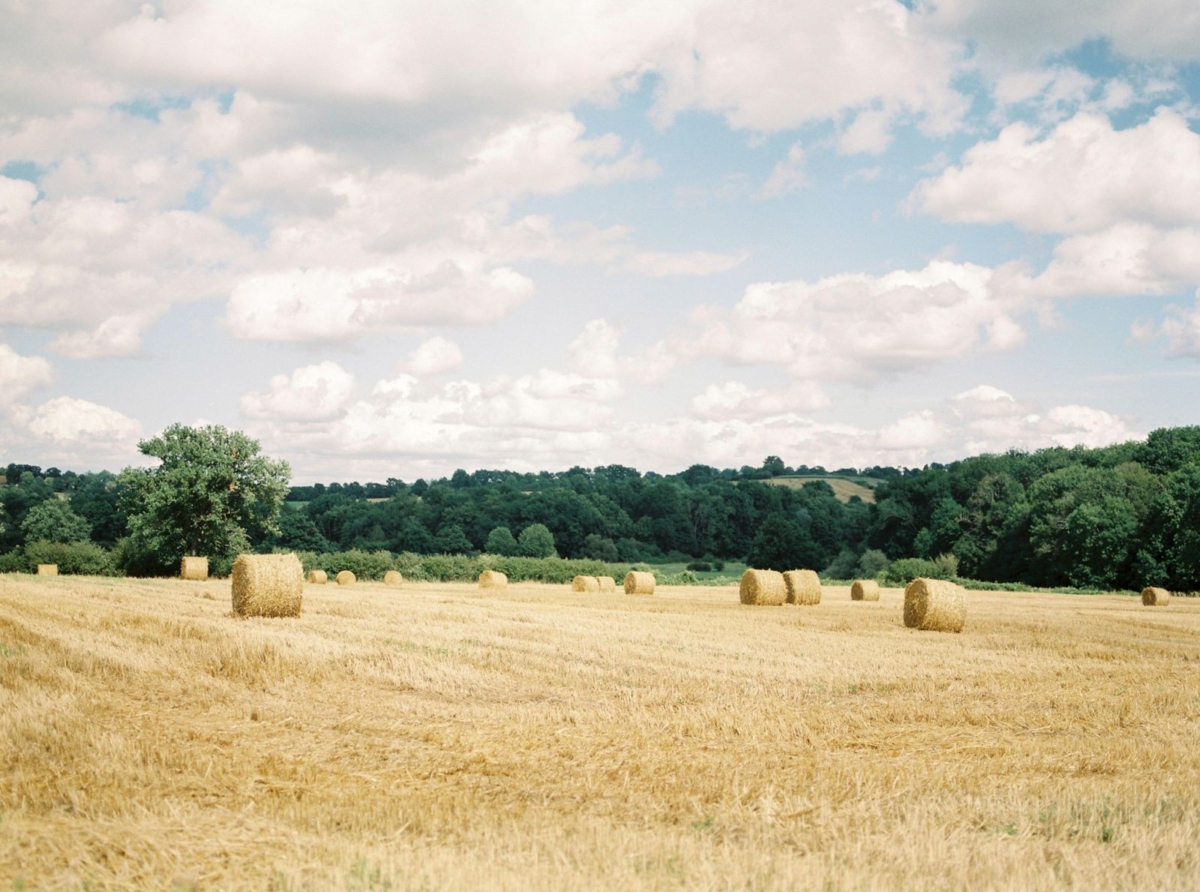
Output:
[[117, 424, 291, 574]]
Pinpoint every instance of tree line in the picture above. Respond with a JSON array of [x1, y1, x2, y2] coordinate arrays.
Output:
[[3, 424, 1200, 590]]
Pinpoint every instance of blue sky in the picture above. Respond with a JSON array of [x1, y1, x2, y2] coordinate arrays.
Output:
[[2, 1, 1200, 482]]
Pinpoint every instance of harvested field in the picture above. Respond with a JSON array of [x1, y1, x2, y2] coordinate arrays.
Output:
[[2, 575, 1199, 890]]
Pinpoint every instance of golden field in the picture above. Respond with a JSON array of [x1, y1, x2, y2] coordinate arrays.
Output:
[[1, 574, 1198, 891]]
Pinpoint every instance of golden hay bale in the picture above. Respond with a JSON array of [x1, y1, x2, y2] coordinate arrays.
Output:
[[479, 569, 508, 589], [231, 554, 303, 618], [180, 556, 208, 581], [36, 564, 58, 577], [571, 575, 600, 592], [740, 568, 786, 605], [783, 569, 821, 605], [1141, 586, 1170, 606], [384, 570, 403, 587], [597, 575, 616, 592], [851, 579, 880, 602], [903, 577, 965, 633], [336, 570, 356, 586], [624, 571, 655, 595], [307, 569, 327, 584]]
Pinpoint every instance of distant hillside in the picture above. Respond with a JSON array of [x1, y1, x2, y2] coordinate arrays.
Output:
[[761, 475, 879, 503]]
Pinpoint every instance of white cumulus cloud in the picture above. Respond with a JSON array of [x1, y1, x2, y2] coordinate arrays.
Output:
[[240, 361, 357, 422]]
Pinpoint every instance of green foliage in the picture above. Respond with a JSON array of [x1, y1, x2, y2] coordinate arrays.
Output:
[[518, 523, 556, 558], [484, 526, 520, 556], [433, 523, 474, 554], [302, 549, 397, 580], [883, 557, 953, 586], [857, 548, 890, 578], [24, 540, 116, 576], [582, 533, 619, 562], [118, 424, 290, 574], [20, 499, 90, 544], [746, 514, 821, 571]]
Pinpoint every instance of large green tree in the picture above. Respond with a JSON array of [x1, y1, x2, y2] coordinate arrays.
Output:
[[21, 499, 91, 544], [118, 424, 290, 574]]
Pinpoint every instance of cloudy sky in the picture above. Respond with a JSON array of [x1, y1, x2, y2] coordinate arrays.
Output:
[[3, 1, 1200, 482]]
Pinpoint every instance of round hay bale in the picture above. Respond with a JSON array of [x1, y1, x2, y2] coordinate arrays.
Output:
[[180, 556, 208, 581], [850, 579, 880, 602], [384, 570, 403, 587], [783, 569, 821, 605], [624, 571, 655, 595], [307, 569, 327, 584], [740, 568, 786, 605], [36, 563, 58, 577], [231, 554, 303, 618], [336, 570, 356, 586], [903, 577, 965, 633], [1141, 586, 1170, 606], [597, 575, 616, 592], [572, 575, 600, 592], [479, 569, 508, 589]]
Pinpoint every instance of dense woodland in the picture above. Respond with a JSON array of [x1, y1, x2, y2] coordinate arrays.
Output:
[[4, 424, 1200, 590]]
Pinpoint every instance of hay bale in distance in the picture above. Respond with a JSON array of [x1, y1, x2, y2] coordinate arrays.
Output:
[[624, 571, 655, 595], [180, 556, 208, 581], [384, 570, 403, 587], [36, 564, 58, 577], [851, 579, 880, 602], [572, 575, 600, 592], [336, 570, 356, 586], [597, 575, 616, 592], [479, 569, 508, 589], [903, 577, 965, 633], [740, 568, 786, 605], [231, 553, 303, 618], [783, 569, 821, 605], [1142, 586, 1170, 606], [307, 569, 327, 584]]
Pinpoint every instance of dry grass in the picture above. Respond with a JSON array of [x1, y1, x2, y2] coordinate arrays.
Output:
[[180, 556, 208, 581], [2, 575, 1199, 890], [762, 476, 877, 504], [336, 570, 356, 587], [384, 571, 403, 587], [597, 576, 616, 592], [36, 564, 57, 577], [572, 575, 600, 593], [307, 570, 328, 585]]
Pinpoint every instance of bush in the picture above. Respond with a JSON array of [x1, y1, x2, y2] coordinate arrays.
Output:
[[304, 549, 397, 580], [686, 560, 712, 572], [857, 549, 890, 578], [24, 540, 116, 576], [0, 551, 28, 573], [883, 557, 953, 586], [712, 559, 725, 571]]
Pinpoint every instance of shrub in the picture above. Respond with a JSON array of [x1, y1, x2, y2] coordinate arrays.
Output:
[[0, 551, 28, 573], [686, 560, 712, 572], [857, 549, 890, 578], [883, 557, 952, 586], [25, 540, 116, 576]]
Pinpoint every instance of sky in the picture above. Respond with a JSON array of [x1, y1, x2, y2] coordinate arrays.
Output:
[[3, 1, 1200, 484]]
